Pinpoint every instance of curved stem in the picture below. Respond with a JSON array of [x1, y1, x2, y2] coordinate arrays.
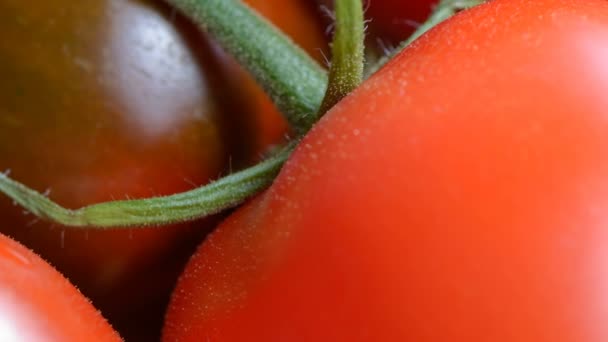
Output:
[[317, 0, 365, 115], [0, 144, 294, 228], [366, 0, 485, 77], [164, 0, 328, 134]]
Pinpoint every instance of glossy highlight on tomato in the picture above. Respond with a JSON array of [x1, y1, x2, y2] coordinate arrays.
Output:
[[0, 0, 328, 339], [0, 233, 121, 341], [0, 0, 253, 338], [164, 0, 608, 340]]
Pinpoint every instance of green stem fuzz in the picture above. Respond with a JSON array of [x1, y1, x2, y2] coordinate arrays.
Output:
[[317, 0, 365, 115], [0, 0, 484, 229], [165, 0, 328, 133]]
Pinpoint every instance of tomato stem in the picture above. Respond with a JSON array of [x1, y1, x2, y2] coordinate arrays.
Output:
[[317, 0, 365, 115], [164, 0, 328, 134], [366, 0, 486, 77], [0, 144, 294, 228]]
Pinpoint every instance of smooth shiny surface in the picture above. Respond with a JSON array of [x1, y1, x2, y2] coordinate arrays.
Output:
[[0, 233, 121, 342], [164, 0, 608, 340], [0, 0, 252, 339]]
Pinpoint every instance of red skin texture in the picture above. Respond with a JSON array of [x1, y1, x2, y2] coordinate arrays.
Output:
[[0, 233, 121, 341], [164, 0, 608, 340]]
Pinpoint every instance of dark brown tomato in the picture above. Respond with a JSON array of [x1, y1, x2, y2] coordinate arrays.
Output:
[[0, 0, 257, 340]]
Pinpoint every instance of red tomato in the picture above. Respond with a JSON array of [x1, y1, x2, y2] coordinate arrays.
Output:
[[0, 233, 121, 341], [164, 0, 608, 340], [366, 0, 437, 43]]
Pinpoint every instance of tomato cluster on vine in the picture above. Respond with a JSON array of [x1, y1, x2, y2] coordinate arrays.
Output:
[[1, 0, 608, 341]]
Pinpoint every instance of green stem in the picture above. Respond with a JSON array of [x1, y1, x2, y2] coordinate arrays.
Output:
[[164, 0, 328, 134], [366, 0, 485, 76], [0, 144, 294, 228], [317, 0, 365, 115]]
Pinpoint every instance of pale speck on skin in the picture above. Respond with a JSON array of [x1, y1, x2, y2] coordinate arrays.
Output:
[[0, 245, 30, 267], [73, 56, 94, 73], [192, 106, 205, 120], [353, 129, 360, 136], [432, 105, 444, 114], [408, 136, 419, 146]]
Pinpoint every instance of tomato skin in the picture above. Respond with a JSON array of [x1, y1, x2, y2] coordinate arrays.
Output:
[[0, 0, 249, 338], [164, 0, 608, 341], [0, 233, 121, 341], [0, 0, 326, 339], [366, 0, 437, 44]]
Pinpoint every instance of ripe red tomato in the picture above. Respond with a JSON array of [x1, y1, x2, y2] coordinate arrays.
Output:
[[164, 0, 608, 340], [366, 0, 437, 43], [0, 233, 121, 341]]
